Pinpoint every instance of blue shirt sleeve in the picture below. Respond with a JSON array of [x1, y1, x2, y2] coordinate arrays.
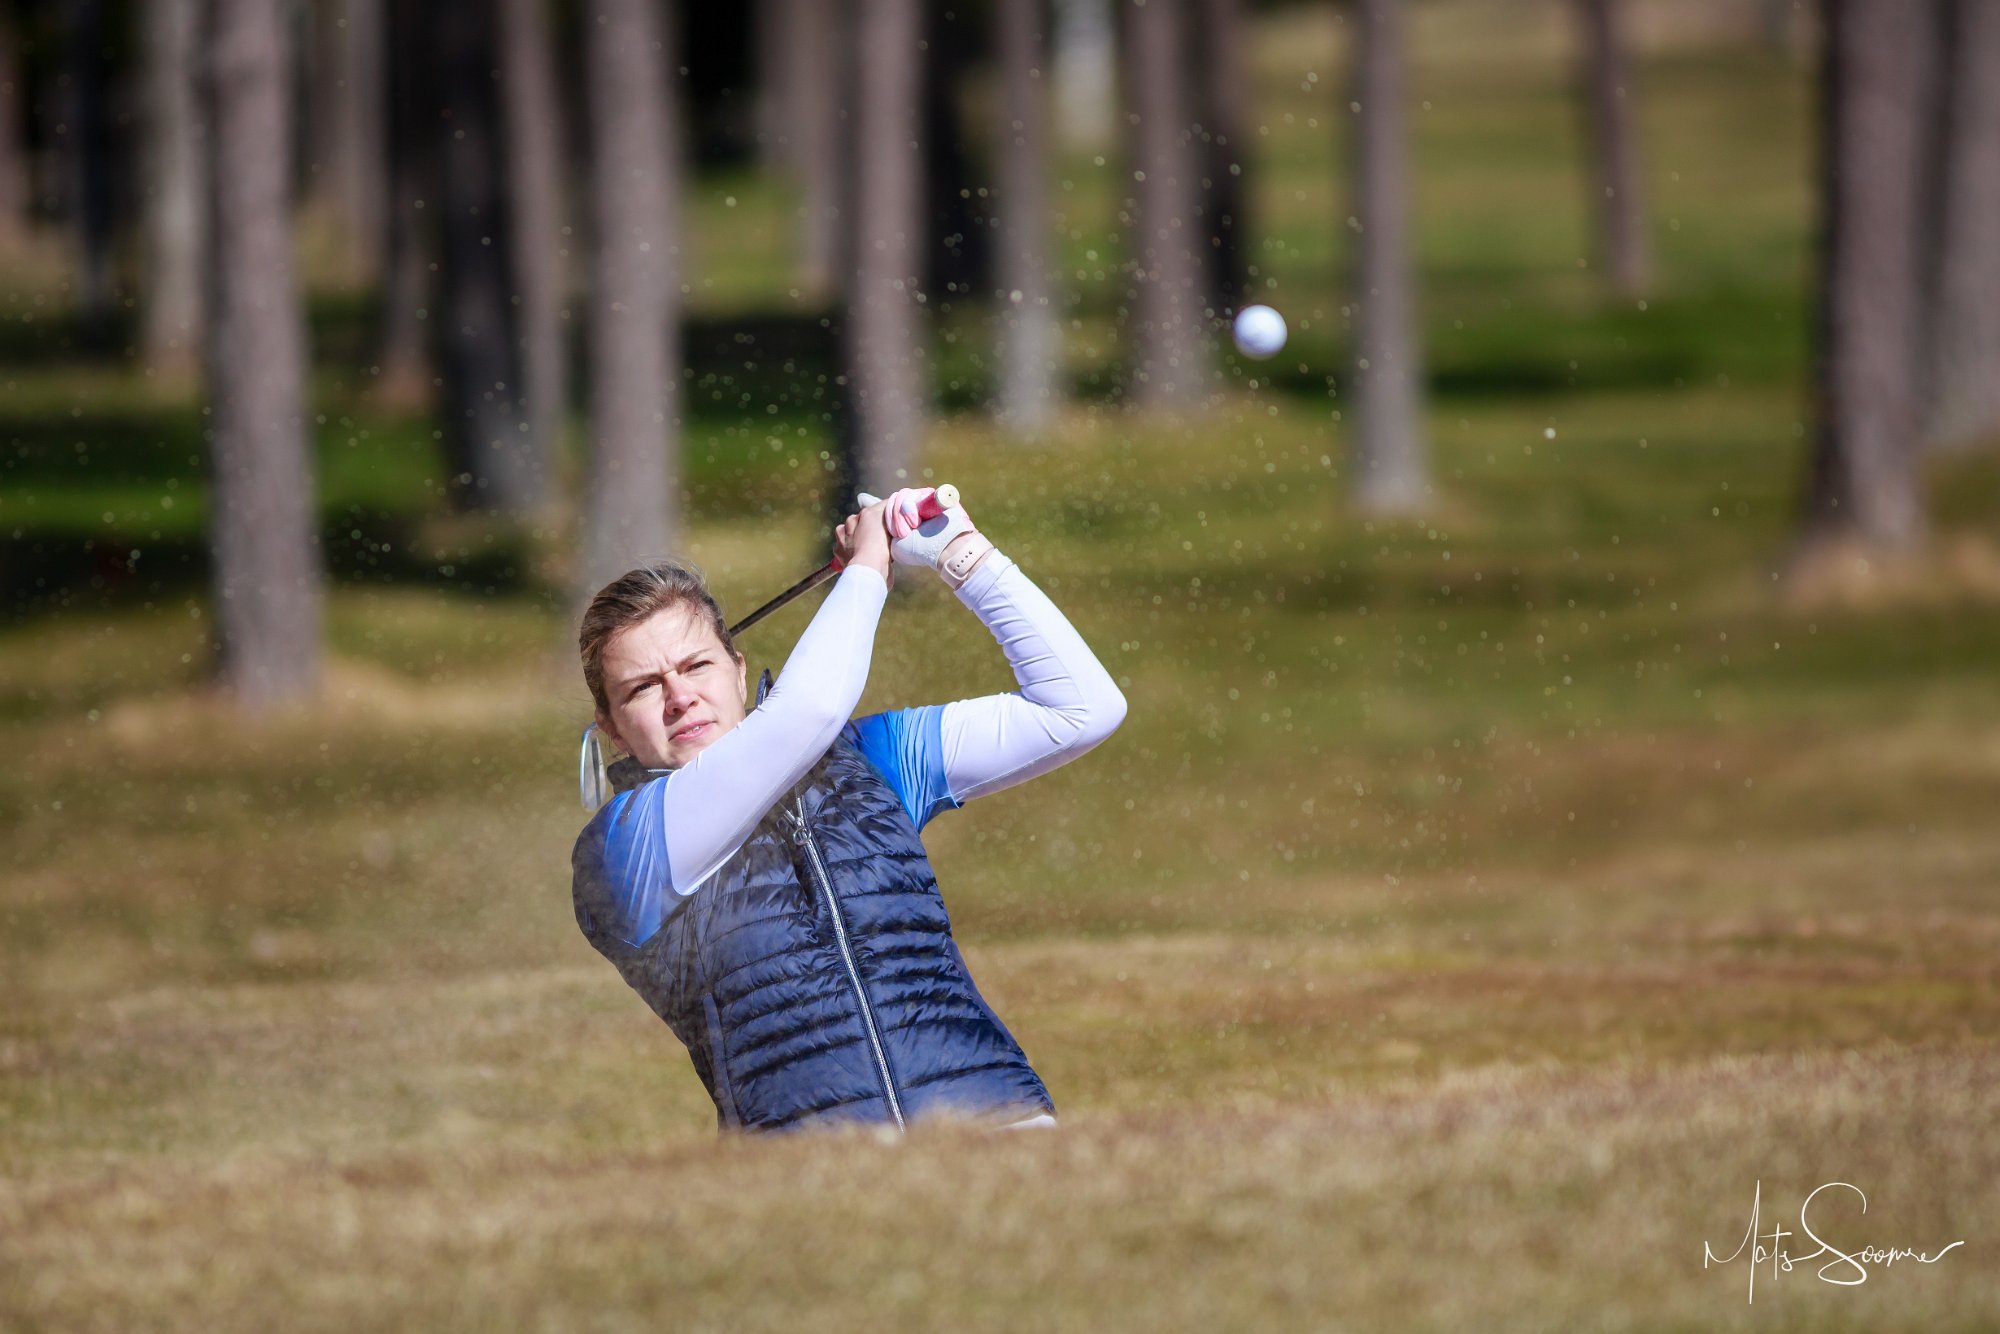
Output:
[[843, 706, 963, 831]]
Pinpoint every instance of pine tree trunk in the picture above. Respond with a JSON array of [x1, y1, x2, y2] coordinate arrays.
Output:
[[308, 0, 384, 280], [203, 0, 322, 707], [1573, 0, 1652, 298], [848, 0, 926, 491], [1801, 0, 1928, 550], [1923, 0, 2000, 452], [374, 0, 434, 409], [1351, 0, 1427, 513], [792, 0, 843, 296], [326, 0, 386, 282], [995, 0, 1058, 437], [497, 0, 569, 476], [142, 0, 206, 379], [1195, 0, 1250, 313], [1125, 0, 1209, 410], [59, 0, 115, 321], [923, 6, 988, 305], [580, 0, 683, 595], [1054, 0, 1116, 151], [0, 12, 30, 248], [754, 0, 796, 168], [435, 0, 539, 515]]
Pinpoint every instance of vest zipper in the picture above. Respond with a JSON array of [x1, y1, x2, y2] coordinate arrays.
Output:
[[790, 797, 906, 1132]]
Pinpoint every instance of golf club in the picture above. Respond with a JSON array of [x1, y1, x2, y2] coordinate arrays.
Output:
[[726, 483, 959, 637]]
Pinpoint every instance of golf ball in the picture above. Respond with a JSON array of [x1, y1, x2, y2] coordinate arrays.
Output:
[[1232, 304, 1288, 360]]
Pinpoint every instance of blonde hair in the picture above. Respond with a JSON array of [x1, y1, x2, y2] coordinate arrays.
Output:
[[579, 560, 741, 716]]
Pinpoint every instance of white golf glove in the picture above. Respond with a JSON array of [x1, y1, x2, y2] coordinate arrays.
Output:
[[858, 487, 976, 566]]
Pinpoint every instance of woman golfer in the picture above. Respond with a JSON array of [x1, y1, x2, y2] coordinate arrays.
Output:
[[571, 489, 1125, 1135]]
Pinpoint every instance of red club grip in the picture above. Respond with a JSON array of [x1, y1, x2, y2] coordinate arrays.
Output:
[[830, 483, 958, 574], [916, 482, 960, 522]]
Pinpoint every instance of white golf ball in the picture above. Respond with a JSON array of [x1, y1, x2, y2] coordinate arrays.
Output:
[[1231, 304, 1288, 360]]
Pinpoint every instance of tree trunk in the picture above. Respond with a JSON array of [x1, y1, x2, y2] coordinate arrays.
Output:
[[580, 0, 683, 596], [497, 0, 569, 477], [1800, 0, 1929, 551], [923, 4, 988, 307], [754, 0, 795, 168], [792, 0, 843, 296], [848, 0, 926, 491], [435, 0, 539, 515], [202, 0, 322, 707], [0, 12, 31, 247], [1054, 0, 1116, 151], [374, 0, 434, 408], [58, 0, 115, 321], [311, 0, 386, 283], [1573, 0, 1652, 298], [1124, 0, 1209, 410], [1194, 0, 1250, 314], [142, 0, 207, 379], [1923, 0, 2000, 452], [1350, 0, 1427, 514], [995, 0, 1059, 437]]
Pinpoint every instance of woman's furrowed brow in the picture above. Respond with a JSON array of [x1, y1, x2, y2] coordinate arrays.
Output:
[[613, 649, 711, 687]]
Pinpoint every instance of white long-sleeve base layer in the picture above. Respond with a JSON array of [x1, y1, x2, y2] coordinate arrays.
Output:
[[593, 550, 1126, 929]]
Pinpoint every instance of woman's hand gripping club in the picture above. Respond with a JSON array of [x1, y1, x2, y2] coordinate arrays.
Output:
[[725, 485, 961, 638], [860, 484, 994, 590]]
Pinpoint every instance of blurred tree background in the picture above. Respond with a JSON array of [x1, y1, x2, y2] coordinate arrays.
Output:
[[4, 0, 2000, 1327], [1, 0, 1992, 682]]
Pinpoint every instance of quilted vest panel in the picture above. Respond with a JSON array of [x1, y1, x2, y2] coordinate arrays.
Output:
[[573, 733, 1056, 1135]]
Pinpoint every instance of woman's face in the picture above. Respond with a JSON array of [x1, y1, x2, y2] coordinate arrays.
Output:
[[595, 605, 748, 770]]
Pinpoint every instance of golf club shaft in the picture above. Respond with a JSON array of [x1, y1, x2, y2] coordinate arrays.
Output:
[[726, 484, 959, 638], [728, 561, 838, 637]]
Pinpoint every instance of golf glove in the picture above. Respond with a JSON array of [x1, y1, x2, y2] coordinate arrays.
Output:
[[859, 488, 990, 586]]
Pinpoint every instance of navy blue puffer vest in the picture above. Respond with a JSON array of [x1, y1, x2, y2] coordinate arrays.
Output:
[[572, 724, 1056, 1135]]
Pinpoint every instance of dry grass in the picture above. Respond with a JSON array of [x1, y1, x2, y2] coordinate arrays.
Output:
[[1776, 533, 2000, 612], [5, 804, 1998, 1328], [6, 1044, 1994, 1331], [6, 492, 1998, 1324]]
